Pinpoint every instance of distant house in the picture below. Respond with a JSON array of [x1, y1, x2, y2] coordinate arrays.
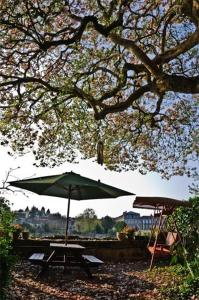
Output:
[[141, 215, 155, 230], [118, 211, 155, 230], [15, 208, 76, 235], [15, 210, 27, 224], [123, 211, 141, 229], [68, 218, 75, 234]]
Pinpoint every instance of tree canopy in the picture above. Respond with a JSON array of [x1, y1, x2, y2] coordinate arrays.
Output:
[[0, 0, 198, 178], [76, 208, 97, 233], [77, 208, 97, 220], [101, 215, 116, 233]]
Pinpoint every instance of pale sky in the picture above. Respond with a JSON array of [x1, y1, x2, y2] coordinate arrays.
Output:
[[0, 147, 193, 218]]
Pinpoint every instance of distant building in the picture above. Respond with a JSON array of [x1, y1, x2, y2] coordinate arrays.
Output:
[[68, 218, 75, 235], [15, 208, 76, 236], [123, 211, 141, 228], [140, 215, 154, 230], [117, 211, 155, 230], [15, 211, 27, 224]]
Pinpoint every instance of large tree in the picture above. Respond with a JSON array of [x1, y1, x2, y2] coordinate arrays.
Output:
[[76, 208, 97, 233], [0, 0, 198, 178], [101, 215, 116, 233]]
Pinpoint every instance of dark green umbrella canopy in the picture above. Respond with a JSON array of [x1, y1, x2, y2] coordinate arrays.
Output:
[[9, 171, 134, 199], [9, 171, 134, 242]]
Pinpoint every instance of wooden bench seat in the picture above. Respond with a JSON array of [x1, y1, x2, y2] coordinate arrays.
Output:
[[82, 255, 104, 266], [29, 253, 45, 264], [28, 252, 103, 279]]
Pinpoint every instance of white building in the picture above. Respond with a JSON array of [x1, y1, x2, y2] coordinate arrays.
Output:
[[123, 211, 155, 230]]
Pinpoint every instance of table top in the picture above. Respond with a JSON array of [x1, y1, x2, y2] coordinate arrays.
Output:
[[50, 243, 85, 249]]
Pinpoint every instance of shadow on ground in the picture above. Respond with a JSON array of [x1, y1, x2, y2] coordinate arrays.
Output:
[[6, 260, 167, 299]]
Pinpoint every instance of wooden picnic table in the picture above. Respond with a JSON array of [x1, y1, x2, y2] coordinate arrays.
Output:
[[29, 242, 103, 279]]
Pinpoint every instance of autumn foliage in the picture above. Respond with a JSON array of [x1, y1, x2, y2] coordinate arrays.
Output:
[[0, 0, 198, 178]]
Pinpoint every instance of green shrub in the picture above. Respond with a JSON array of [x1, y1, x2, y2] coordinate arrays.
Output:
[[167, 197, 198, 269], [163, 274, 199, 300], [164, 196, 199, 299], [0, 197, 16, 299]]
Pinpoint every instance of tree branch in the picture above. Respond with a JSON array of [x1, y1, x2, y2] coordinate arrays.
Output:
[[0, 75, 59, 92], [110, 33, 161, 77], [155, 28, 199, 64], [39, 15, 123, 50], [166, 74, 199, 94], [94, 84, 151, 119]]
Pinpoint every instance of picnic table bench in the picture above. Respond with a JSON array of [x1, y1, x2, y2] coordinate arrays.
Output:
[[29, 243, 103, 279], [82, 255, 104, 266], [29, 253, 45, 261]]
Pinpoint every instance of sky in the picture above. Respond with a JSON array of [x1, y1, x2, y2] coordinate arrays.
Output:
[[0, 147, 193, 218]]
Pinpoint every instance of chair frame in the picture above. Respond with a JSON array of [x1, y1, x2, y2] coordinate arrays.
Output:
[[148, 206, 180, 270]]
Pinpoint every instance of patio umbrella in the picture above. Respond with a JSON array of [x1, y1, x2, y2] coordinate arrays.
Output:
[[9, 171, 134, 243]]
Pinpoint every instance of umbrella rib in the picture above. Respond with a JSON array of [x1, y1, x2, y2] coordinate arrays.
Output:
[[53, 183, 79, 198], [54, 183, 70, 195], [76, 185, 82, 200]]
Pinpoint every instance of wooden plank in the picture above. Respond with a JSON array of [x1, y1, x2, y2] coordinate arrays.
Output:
[[29, 253, 45, 261], [46, 250, 55, 263], [50, 243, 85, 249], [82, 255, 104, 264]]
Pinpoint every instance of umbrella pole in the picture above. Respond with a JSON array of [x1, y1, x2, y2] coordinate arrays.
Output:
[[65, 185, 71, 245], [149, 207, 163, 271]]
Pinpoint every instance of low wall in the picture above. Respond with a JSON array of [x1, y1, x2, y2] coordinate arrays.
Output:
[[13, 238, 149, 262]]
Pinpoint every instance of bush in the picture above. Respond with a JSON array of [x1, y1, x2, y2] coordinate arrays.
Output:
[[115, 221, 126, 232], [121, 225, 137, 240], [0, 197, 15, 299], [162, 268, 199, 300], [164, 196, 199, 299], [168, 197, 199, 274]]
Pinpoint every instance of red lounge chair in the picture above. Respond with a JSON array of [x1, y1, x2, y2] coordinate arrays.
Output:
[[148, 232, 178, 257]]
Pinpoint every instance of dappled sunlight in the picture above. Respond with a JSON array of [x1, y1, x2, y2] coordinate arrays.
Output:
[[12, 274, 93, 300], [7, 261, 166, 299]]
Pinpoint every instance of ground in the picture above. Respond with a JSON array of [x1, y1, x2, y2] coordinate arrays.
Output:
[[5, 259, 186, 300]]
